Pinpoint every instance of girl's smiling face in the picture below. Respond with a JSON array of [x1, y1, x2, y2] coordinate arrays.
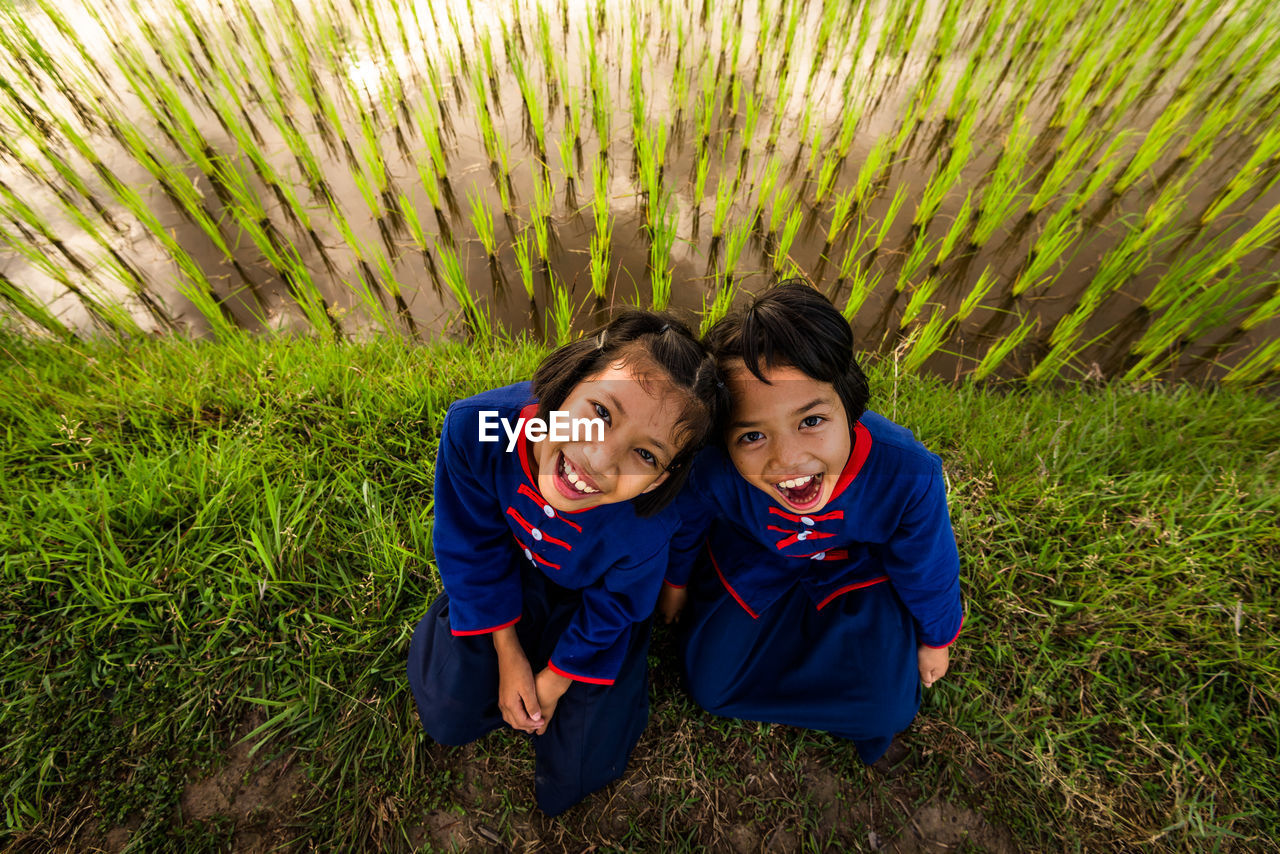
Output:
[[724, 360, 852, 513], [533, 361, 684, 512]]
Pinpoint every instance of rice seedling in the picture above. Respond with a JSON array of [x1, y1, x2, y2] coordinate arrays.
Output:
[[548, 271, 573, 345], [512, 229, 538, 318], [862, 182, 909, 271], [1222, 335, 1280, 384], [772, 206, 803, 277], [434, 238, 490, 345], [840, 260, 885, 324], [469, 190, 505, 299], [648, 191, 677, 311], [0, 269, 78, 340]]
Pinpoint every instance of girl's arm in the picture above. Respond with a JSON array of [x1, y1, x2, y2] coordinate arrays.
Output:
[[432, 404, 524, 634], [494, 625, 544, 732], [658, 463, 717, 623], [879, 465, 964, 682]]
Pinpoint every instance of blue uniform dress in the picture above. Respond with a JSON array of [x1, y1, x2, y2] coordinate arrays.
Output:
[[407, 382, 681, 816], [667, 411, 963, 763]]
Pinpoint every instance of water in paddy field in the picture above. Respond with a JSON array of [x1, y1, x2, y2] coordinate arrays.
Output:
[[1, 0, 1279, 382]]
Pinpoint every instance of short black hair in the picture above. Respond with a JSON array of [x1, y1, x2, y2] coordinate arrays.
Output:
[[532, 310, 727, 516], [704, 280, 870, 426]]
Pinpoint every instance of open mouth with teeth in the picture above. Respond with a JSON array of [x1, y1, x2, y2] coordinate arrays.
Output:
[[555, 451, 601, 499], [773, 473, 823, 509]]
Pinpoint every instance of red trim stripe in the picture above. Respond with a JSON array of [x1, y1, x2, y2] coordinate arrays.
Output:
[[662, 578, 686, 589], [506, 507, 573, 550], [814, 575, 890, 610], [828, 421, 873, 503], [547, 660, 615, 685], [517, 483, 584, 532], [767, 506, 844, 523], [769, 527, 835, 549], [707, 545, 759, 619], [513, 536, 561, 571], [516, 403, 539, 484], [451, 614, 521, 636], [923, 615, 965, 649], [796, 548, 848, 561]]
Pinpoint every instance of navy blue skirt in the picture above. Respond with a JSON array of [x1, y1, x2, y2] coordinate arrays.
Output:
[[407, 557, 651, 816], [681, 561, 920, 764]]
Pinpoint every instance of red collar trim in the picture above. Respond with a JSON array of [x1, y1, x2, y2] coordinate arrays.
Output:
[[514, 402, 594, 516], [827, 421, 872, 503], [516, 403, 539, 484]]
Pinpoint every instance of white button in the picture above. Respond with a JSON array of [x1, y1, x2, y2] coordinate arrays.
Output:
[[797, 531, 809, 541], [801, 516, 814, 526], [543, 504, 554, 517], [531, 528, 543, 541], [811, 552, 826, 560], [523, 548, 533, 560]]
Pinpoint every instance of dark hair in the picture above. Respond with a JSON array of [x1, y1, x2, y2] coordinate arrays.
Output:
[[704, 280, 870, 425], [532, 310, 727, 516]]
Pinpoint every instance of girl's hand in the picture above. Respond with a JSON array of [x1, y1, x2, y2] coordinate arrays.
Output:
[[493, 628, 543, 733], [532, 668, 573, 735], [918, 645, 950, 688], [657, 585, 688, 624]]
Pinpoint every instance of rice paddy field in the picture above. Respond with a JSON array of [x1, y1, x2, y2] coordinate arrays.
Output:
[[0, 0, 1278, 379], [2, 0, 1280, 850]]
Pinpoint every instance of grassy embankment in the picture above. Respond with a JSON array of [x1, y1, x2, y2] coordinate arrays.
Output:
[[1, 332, 1277, 851]]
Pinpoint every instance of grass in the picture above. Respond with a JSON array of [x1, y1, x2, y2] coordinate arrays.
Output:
[[0, 331, 1276, 851]]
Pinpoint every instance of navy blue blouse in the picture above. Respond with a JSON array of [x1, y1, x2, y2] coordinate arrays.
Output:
[[667, 411, 964, 649], [432, 382, 680, 683]]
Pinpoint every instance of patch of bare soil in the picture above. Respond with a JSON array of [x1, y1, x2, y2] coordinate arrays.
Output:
[[877, 796, 1020, 853], [173, 711, 307, 852]]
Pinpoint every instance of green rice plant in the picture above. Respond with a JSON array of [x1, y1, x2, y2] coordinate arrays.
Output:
[[0, 202, 137, 338], [1126, 200, 1280, 368], [900, 305, 949, 374], [700, 271, 738, 337], [1111, 94, 1193, 197], [434, 239, 491, 345], [649, 191, 677, 310], [864, 183, 909, 269], [589, 228, 610, 302], [773, 207, 803, 274], [564, 82, 585, 170], [513, 230, 537, 302], [531, 168, 555, 258], [932, 193, 973, 271], [582, 29, 611, 148], [1223, 336, 1280, 384], [899, 276, 941, 329], [970, 312, 1036, 381], [591, 154, 611, 235], [0, 270, 77, 340], [911, 125, 973, 237], [695, 59, 717, 155], [970, 115, 1034, 250], [767, 185, 796, 239], [721, 217, 752, 283], [840, 257, 885, 323], [549, 274, 573, 345], [711, 172, 737, 243], [468, 191, 498, 258], [957, 267, 997, 324], [851, 135, 894, 206], [1198, 124, 1280, 227], [1011, 211, 1081, 299], [898, 232, 939, 290]]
